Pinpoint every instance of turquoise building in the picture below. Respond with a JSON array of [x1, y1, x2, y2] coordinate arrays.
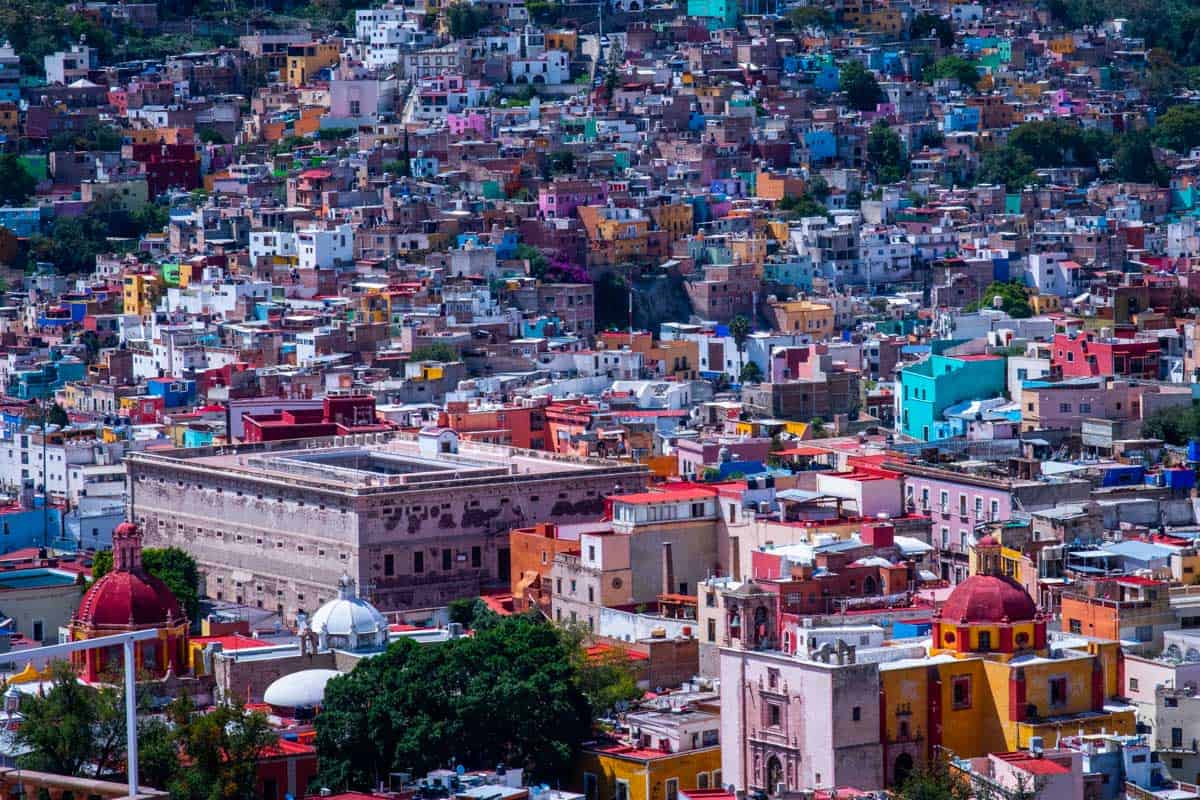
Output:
[[687, 0, 737, 28], [898, 344, 1006, 441]]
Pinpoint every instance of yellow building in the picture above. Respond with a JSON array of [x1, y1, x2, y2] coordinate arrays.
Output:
[[767, 299, 834, 337], [576, 710, 722, 800], [878, 540, 1135, 785], [122, 273, 163, 316], [286, 42, 340, 88]]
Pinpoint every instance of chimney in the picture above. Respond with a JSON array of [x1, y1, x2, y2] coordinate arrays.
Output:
[[662, 542, 675, 596]]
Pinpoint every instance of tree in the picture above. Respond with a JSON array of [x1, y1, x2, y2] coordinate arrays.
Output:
[[546, 151, 576, 176], [729, 314, 752, 358], [925, 55, 980, 90], [16, 661, 126, 778], [839, 61, 883, 111], [47, 402, 69, 427], [1153, 104, 1200, 152], [1113, 130, 1168, 185], [445, 2, 489, 38], [777, 192, 828, 218], [788, 6, 833, 31], [0, 154, 36, 206], [574, 648, 641, 717], [316, 615, 592, 791], [196, 127, 227, 144], [409, 342, 461, 363], [976, 146, 1038, 192], [910, 12, 954, 47], [447, 597, 490, 628], [893, 754, 972, 800], [867, 122, 907, 183], [740, 361, 763, 384], [171, 702, 278, 800], [92, 546, 200, 623], [964, 281, 1033, 318], [1143, 405, 1200, 445]]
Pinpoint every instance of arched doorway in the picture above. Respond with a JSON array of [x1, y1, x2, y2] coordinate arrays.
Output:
[[893, 753, 914, 787], [765, 756, 784, 795]]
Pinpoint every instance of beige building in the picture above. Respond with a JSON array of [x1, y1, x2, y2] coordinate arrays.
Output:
[[128, 430, 647, 622]]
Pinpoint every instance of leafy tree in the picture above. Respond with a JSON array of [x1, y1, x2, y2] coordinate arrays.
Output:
[[777, 192, 828, 218], [447, 597, 491, 628], [16, 661, 126, 778], [0, 154, 37, 206], [976, 146, 1038, 192], [1006, 120, 1112, 169], [197, 127, 227, 144], [893, 754, 972, 800], [1153, 104, 1200, 152], [788, 6, 833, 31], [171, 702, 278, 800], [925, 55, 980, 90], [47, 402, 69, 427], [315, 615, 592, 791], [964, 281, 1033, 318], [839, 61, 883, 111], [740, 361, 763, 383], [806, 174, 831, 201], [409, 342, 461, 363], [910, 12, 954, 47], [1143, 405, 1200, 445], [1113, 130, 1168, 185], [546, 151, 576, 176], [729, 314, 752, 356], [445, 2, 490, 38], [574, 649, 641, 717], [867, 122, 907, 183], [92, 546, 200, 622], [515, 242, 550, 278]]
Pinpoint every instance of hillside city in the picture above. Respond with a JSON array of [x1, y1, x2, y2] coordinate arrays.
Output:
[[1, 0, 1200, 798]]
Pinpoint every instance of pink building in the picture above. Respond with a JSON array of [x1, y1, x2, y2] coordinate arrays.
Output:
[[961, 750, 1084, 800], [447, 111, 489, 138], [538, 179, 608, 220], [720, 618, 885, 794], [1051, 332, 1160, 380]]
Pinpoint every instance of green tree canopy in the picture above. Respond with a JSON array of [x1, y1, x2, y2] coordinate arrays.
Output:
[[740, 361, 764, 383], [0, 154, 36, 206], [445, 2, 490, 38], [1142, 405, 1200, 444], [964, 281, 1033, 318], [925, 55, 980, 90], [788, 6, 833, 31], [729, 314, 752, 353], [867, 122, 907, 184], [777, 192, 829, 219], [1153, 104, 1200, 152], [92, 545, 200, 622], [1006, 120, 1113, 169], [839, 61, 884, 111], [170, 701, 278, 800], [976, 146, 1039, 192], [910, 12, 954, 47], [1113, 130, 1168, 185], [315, 614, 593, 791], [16, 661, 126, 778], [409, 342, 461, 363]]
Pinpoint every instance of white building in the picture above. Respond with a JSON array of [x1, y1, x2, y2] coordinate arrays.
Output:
[[510, 50, 569, 85]]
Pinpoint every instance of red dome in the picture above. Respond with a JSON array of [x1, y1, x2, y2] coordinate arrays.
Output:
[[939, 574, 1037, 624], [75, 570, 184, 629]]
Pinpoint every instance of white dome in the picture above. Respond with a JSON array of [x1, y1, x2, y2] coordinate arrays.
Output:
[[263, 668, 340, 710], [307, 575, 389, 652]]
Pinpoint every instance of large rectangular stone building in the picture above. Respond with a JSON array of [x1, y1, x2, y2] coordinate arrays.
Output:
[[127, 430, 648, 622]]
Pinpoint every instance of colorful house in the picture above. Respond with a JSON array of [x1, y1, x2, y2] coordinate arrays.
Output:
[[898, 347, 1006, 441]]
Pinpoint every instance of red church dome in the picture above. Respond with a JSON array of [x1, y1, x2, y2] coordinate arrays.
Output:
[[939, 574, 1037, 624], [75, 570, 183, 628], [73, 521, 184, 629]]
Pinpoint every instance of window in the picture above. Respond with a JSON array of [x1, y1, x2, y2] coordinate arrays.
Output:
[[1050, 677, 1068, 707], [697, 774, 710, 789], [32, 620, 43, 641], [1080, 403, 1092, 413], [414, 551, 424, 573], [767, 668, 779, 689], [852, 706, 861, 721], [767, 704, 782, 727], [1059, 403, 1072, 413], [1069, 618, 1082, 634], [1130, 677, 1139, 691], [472, 546, 482, 568], [384, 554, 394, 576], [1173, 727, 1184, 748], [615, 780, 629, 800], [1135, 625, 1153, 642], [978, 631, 992, 651], [952, 676, 971, 709], [442, 549, 452, 571], [665, 779, 678, 800], [707, 619, 716, 642]]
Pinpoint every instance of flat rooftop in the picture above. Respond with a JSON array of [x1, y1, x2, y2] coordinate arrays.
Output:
[[128, 431, 643, 494]]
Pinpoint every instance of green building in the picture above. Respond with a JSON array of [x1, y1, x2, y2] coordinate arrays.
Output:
[[898, 344, 1006, 441]]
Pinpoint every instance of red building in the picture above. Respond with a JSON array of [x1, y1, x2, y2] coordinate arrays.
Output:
[[1051, 332, 1160, 379], [129, 142, 200, 196], [69, 521, 189, 682], [256, 738, 319, 800], [242, 395, 392, 442]]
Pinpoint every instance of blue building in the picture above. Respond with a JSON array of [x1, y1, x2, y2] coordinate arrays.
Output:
[[8, 358, 86, 401], [0, 207, 43, 238], [146, 377, 197, 409], [804, 130, 838, 162]]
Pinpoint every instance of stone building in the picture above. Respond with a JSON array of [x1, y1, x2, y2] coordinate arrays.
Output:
[[127, 429, 647, 622]]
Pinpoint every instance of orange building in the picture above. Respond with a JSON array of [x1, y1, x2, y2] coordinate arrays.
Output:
[[440, 398, 549, 450], [595, 331, 700, 380], [509, 521, 605, 613], [756, 171, 806, 202], [1059, 576, 1177, 654]]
